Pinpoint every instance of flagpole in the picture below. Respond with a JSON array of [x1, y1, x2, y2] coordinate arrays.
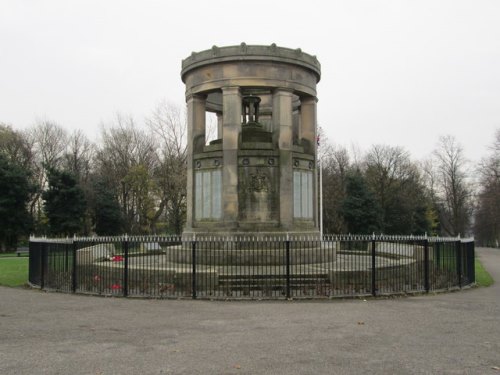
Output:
[[317, 134, 323, 239], [319, 156, 323, 238]]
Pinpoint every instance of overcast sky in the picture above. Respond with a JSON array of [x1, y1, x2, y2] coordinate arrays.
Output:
[[1, 0, 499, 163]]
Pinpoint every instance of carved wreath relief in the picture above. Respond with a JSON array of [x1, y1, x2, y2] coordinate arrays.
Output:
[[249, 171, 269, 192]]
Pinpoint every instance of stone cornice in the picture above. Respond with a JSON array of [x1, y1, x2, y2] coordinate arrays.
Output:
[[181, 43, 321, 83]]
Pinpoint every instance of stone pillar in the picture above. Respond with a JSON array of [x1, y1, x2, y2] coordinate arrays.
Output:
[[186, 94, 206, 230], [216, 112, 223, 139], [300, 96, 318, 228], [273, 88, 294, 229], [222, 87, 242, 227], [300, 96, 317, 155]]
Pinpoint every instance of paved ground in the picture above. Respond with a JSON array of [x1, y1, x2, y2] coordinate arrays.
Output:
[[0, 248, 499, 375]]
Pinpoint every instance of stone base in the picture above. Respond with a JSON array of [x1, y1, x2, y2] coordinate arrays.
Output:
[[165, 242, 336, 266], [177, 230, 326, 265], [181, 230, 321, 241]]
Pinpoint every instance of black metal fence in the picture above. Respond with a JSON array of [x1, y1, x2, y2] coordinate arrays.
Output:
[[29, 235, 475, 300]]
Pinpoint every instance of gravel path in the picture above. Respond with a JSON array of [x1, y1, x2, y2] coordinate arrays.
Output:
[[0, 247, 498, 375]]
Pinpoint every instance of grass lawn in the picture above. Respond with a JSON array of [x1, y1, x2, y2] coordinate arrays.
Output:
[[0, 252, 21, 258], [0, 257, 29, 287], [475, 257, 494, 287]]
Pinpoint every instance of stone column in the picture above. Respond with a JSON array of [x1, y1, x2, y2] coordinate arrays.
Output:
[[185, 94, 206, 230], [222, 86, 242, 227], [300, 96, 317, 155], [216, 112, 223, 139], [273, 88, 294, 230], [300, 96, 318, 228]]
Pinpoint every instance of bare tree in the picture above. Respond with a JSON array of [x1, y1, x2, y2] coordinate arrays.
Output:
[[63, 130, 95, 182], [60, 130, 96, 234], [364, 145, 414, 186], [420, 158, 437, 198], [146, 101, 187, 234], [95, 114, 159, 233], [0, 123, 33, 169], [419, 158, 441, 235], [364, 145, 430, 234], [26, 120, 68, 229], [320, 142, 351, 233], [29, 120, 67, 170], [364, 145, 409, 230], [433, 135, 473, 236], [475, 129, 500, 246], [147, 101, 186, 160]]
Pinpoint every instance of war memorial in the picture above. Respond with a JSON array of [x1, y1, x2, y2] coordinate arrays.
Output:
[[28, 44, 475, 299], [181, 43, 320, 238]]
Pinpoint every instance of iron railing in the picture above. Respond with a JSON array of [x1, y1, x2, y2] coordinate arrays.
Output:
[[29, 235, 475, 300]]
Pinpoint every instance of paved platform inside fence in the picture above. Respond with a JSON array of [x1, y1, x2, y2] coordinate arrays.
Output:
[[1, 247, 498, 375], [84, 252, 423, 297], [125, 253, 416, 274]]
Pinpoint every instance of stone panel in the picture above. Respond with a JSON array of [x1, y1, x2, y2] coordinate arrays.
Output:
[[238, 163, 279, 224]]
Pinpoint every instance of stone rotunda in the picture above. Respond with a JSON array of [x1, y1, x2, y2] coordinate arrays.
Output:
[[181, 43, 321, 238]]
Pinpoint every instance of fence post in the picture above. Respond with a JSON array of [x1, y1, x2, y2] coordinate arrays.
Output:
[[469, 242, 476, 284], [456, 240, 462, 288], [28, 240, 33, 285], [424, 239, 430, 293], [285, 239, 291, 299], [123, 237, 129, 297], [72, 240, 77, 293], [192, 240, 197, 299], [436, 241, 441, 267], [40, 242, 46, 290], [65, 242, 69, 273], [371, 235, 376, 297]]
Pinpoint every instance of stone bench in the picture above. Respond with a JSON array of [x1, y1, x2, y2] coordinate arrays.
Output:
[[16, 247, 29, 257]]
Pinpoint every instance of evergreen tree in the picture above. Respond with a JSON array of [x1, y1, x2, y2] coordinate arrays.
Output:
[[381, 179, 432, 235], [93, 179, 123, 235], [0, 154, 32, 251], [43, 168, 86, 235], [341, 171, 381, 234], [363, 145, 431, 235]]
